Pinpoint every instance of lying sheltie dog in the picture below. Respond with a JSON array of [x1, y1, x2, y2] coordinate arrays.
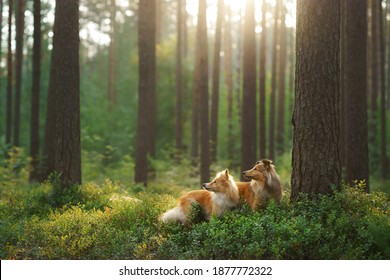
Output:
[[237, 159, 282, 210], [159, 169, 239, 223]]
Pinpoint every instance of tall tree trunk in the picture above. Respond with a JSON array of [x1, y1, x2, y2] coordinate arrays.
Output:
[[52, 0, 81, 188], [13, 0, 25, 147], [387, 0, 390, 110], [369, 0, 378, 153], [378, 0, 388, 179], [344, 0, 369, 191], [183, 0, 188, 57], [197, 0, 210, 183], [210, 0, 224, 163], [224, 5, 234, 161], [107, 0, 117, 104], [269, 0, 280, 161], [6, 0, 13, 146], [259, 0, 267, 159], [175, 0, 184, 155], [240, 0, 257, 179], [134, 0, 156, 185], [288, 27, 294, 137], [0, 0, 3, 139], [276, 0, 287, 156], [291, 0, 341, 200], [340, 0, 346, 168], [29, 0, 41, 182], [156, 0, 162, 44], [235, 8, 242, 125]]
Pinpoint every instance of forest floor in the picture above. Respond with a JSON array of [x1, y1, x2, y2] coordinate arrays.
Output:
[[1, 152, 390, 259]]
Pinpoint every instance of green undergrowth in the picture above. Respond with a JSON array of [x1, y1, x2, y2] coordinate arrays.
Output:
[[1, 177, 389, 260]]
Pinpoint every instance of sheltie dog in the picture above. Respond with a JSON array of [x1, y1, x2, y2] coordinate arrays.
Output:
[[237, 159, 282, 210], [159, 169, 239, 223]]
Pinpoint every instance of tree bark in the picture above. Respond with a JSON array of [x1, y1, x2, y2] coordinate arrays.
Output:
[[378, 0, 388, 180], [224, 6, 234, 161], [210, 0, 224, 163], [344, 0, 369, 191], [276, 1, 287, 156], [134, 0, 156, 185], [291, 0, 341, 199], [240, 0, 257, 179], [369, 0, 378, 151], [175, 0, 184, 155], [13, 0, 25, 147], [197, 0, 210, 183], [52, 0, 81, 188], [107, 0, 118, 104], [29, 0, 41, 182], [259, 0, 267, 159], [6, 0, 13, 146], [0, 0, 3, 138], [269, 0, 280, 161]]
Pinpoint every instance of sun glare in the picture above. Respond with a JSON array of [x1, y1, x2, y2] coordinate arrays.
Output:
[[186, 0, 296, 29]]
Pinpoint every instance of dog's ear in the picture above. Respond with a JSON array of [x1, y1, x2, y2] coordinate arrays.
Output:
[[262, 159, 273, 170], [256, 160, 261, 165], [224, 169, 230, 178]]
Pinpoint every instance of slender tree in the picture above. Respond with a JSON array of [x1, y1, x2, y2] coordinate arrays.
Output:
[[175, 0, 184, 155], [235, 8, 242, 124], [52, 0, 81, 188], [134, 0, 156, 185], [210, 0, 224, 163], [0, 0, 3, 138], [224, 5, 234, 161], [344, 0, 369, 191], [369, 0, 378, 150], [107, 0, 118, 104], [30, 0, 41, 182], [291, 0, 341, 199], [259, 0, 267, 159], [197, 0, 210, 183], [378, 0, 388, 179], [241, 0, 257, 178], [269, 0, 280, 161], [6, 0, 13, 146], [13, 0, 25, 147], [276, 1, 287, 156]]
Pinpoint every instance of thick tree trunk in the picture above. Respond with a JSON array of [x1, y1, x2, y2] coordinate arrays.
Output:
[[276, 1, 287, 156], [6, 0, 13, 146], [259, 0, 267, 159], [340, 0, 346, 168], [210, 0, 224, 163], [240, 0, 257, 179], [291, 0, 341, 199], [134, 0, 156, 185], [235, 8, 242, 126], [269, 0, 280, 161], [13, 0, 25, 147], [30, 0, 41, 182], [344, 0, 369, 191], [52, 0, 81, 188]]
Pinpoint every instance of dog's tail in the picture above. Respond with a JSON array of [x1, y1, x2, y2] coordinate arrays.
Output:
[[159, 206, 187, 223]]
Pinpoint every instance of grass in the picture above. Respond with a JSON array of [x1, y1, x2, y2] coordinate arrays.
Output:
[[0, 150, 389, 260]]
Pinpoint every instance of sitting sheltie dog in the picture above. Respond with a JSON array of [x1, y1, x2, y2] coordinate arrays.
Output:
[[159, 169, 239, 223], [237, 159, 282, 210]]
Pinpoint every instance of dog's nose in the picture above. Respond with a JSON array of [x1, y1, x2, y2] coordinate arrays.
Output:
[[202, 183, 206, 188], [242, 171, 246, 175]]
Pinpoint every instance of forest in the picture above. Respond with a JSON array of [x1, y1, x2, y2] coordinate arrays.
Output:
[[0, 0, 390, 260]]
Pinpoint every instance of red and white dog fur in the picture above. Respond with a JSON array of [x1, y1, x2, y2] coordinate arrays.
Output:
[[237, 159, 282, 210], [159, 169, 239, 223]]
